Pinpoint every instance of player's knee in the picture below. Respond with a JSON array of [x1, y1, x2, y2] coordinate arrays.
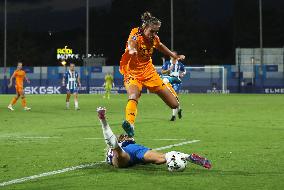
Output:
[[128, 93, 139, 101]]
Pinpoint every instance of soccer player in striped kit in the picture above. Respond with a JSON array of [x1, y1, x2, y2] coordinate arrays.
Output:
[[161, 51, 186, 121], [62, 63, 81, 110]]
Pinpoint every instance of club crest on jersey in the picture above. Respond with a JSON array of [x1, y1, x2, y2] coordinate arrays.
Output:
[[132, 36, 137, 40]]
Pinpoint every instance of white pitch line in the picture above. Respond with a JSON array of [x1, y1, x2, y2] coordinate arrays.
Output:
[[0, 136, 187, 141], [0, 162, 105, 187], [84, 137, 187, 141], [152, 138, 187, 141], [0, 140, 200, 187], [154, 140, 200, 150], [0, 136, 61, 139]]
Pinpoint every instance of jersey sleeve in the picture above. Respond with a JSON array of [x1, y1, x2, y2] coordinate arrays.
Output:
[[127, 28, 139, 42], [153, 35, 161, 48]]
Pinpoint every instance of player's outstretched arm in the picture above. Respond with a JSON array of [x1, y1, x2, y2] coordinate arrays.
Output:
[[156, 42, 185, 60]]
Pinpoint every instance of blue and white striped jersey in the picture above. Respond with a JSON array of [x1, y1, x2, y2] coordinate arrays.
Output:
[[64, 70, 79, 90], [162, 60, 186, 78]]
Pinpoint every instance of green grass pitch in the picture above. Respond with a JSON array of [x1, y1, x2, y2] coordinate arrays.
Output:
[[0, 94, 283, 190]]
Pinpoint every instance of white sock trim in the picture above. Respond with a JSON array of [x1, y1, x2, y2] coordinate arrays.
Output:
[[172, 108, 178, 116]]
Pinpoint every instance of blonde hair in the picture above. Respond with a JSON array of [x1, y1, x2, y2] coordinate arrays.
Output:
[[141, 11, 161, 28]]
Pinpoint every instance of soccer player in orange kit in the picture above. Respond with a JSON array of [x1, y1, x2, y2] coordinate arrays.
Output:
[[119, 12, 185, 136], [8, 62, 31, 111]]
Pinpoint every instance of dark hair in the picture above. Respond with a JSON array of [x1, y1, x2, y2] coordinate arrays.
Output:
[[141, 11, 161, 28]]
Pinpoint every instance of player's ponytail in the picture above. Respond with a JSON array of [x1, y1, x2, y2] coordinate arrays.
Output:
[[141, 11, 161, 28]]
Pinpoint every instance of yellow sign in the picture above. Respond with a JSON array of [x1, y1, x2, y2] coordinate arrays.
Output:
[[57, 46, 73, 54], [57, 46, 79, 60]]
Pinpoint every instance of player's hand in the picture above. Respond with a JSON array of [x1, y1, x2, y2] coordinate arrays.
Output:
[[8, 83, 12, 88], [78, 83, 81, 87], [176, 55, 185, 60], [62, 82, 65, 86], [96, 107, 106, 120], [128, 39, 137, 55], [180, 73, 185, 78]]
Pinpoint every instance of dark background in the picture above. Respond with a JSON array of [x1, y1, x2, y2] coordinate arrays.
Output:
[[0, 0, 283, 66]]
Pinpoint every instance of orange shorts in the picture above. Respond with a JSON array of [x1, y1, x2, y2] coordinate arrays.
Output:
[[124, 73, 166, 93], [15, 86, 24, 94]]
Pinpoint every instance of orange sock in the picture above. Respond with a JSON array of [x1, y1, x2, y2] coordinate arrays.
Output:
[[10, 97, 18, 105], [21, 97, 27, 107], [125, 99, 138, 125]]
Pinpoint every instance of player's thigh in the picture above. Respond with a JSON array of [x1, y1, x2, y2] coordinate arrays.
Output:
[[112, 148, 131, 168], [143, 150, 166, 165], [17, 88, 25, 97], [143, 73, 165, 93], [156, 87, 179, 109], [124, 78, 141, 100]]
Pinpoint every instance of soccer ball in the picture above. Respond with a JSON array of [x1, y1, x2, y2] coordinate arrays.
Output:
[[167, 152, 187, 172]]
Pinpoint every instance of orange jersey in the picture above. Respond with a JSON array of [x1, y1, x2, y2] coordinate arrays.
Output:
[[120, 27, 161, 80], [13, 70, 26, 88]]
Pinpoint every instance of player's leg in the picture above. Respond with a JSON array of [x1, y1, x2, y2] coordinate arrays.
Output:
[[125, 84, 140, 124], [19, 88, 31, 111], [105, 85, 111, 99], [74, 91, 79, 110], [145, 150, 211, 169], [96, 107, 130, 168], [156, 85, 179, 109], [103, 86, 107, 99], [122, 78, 142, 137], [170, 83, 182, 121], [111, 148, 131, 168], [8, 90, 20, 111], [146, 74, 179, 110], [66, 91, 71, 109], [165, 151, 212, 169], [143, 150, 167, 165]]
